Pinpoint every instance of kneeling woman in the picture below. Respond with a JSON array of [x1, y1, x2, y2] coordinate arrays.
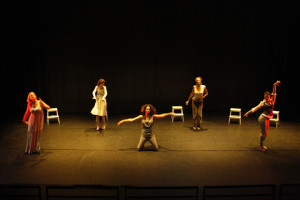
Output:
[[118, 104, 174, 151]]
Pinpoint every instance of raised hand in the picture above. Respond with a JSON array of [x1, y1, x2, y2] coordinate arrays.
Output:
[[274, 80, 281, 86], [39, 97, 44, 105]]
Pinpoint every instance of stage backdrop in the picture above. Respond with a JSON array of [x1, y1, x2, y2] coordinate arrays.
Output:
[[2, 1, 298, 121]]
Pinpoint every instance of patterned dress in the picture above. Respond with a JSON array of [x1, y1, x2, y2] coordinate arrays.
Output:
[[25, 101, 44, 154], [91, 86, 107, 116]]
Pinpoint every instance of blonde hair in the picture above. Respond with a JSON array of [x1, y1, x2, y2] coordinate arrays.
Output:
[[26, 92, 35, 108]]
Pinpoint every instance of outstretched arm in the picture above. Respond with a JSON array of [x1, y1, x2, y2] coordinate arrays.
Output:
[[244, 101, 264, 117], [244, 110, 252, 118], [118, 115, 143, 126], [154, 112, 175, 119], [186, 88, 194, 105]]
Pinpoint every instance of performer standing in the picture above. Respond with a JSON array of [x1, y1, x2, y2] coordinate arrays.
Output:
[[22, 92, 50, 154], [186, 77, 208, 130], [91, 79, 107, 130], [117, 104, 174, 151], [244, 80, 281, 151]]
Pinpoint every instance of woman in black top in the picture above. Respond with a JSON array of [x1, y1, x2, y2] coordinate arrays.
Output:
[[118, 104, 174, 151], [244, 80, 281, 151]]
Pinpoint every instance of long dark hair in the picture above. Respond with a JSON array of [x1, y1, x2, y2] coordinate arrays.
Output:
[[140, 104, 156, 116]]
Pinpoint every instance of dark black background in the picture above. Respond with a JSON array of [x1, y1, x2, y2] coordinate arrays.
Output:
[[1, 1, 299, 120]]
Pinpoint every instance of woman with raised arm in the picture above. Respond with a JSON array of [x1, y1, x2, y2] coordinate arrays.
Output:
[[22, 92, 50, 154], [186, 76, 208, 130], [244, 80, 281, 151], [118, 104, 174, 151], [91, 78, 107, 130]]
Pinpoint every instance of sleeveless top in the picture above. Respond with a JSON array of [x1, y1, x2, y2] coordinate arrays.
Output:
[[28, 100, 44, 131], [30, 101, 42, 113], [193, 85, 206, 102], [141, 116, 154, 137], [262, 101, 274, 118], [252, 100, 274, 118]]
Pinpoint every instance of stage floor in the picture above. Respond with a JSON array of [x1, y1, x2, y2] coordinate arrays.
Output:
[[0, 114, 300, 187]]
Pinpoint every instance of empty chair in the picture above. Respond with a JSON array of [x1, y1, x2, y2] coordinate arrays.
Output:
[[228, 108, 241, 125], [270, 110, 280, 127], [171, 106, 184, 122], [47, 108, 60, 125]]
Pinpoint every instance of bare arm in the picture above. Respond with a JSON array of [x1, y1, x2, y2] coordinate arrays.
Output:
[[271, 80, 280, 103], [244, 101, 264, 117], [201, 87, 208, 100], [154, 112, 175, 119], [118, 115, 143, 126], [186, 88, 194, 106], [244, 110, 252, 118], [22, 105, 31, 125], [39, 98, 50, 110]]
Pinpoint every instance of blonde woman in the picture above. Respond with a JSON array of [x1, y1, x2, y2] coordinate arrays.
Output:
[[186, 77, 208, 130], [91, 79, 107, 130], [22, 92, 50, 154]]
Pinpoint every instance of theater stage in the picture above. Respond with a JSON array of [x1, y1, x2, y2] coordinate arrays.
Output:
[[0, 114, 300, 187]]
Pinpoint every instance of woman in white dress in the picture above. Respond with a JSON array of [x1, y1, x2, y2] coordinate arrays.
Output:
[[22, 92, 50, 154], [186, 77, 208, 130], [91, 79, 107, 130]]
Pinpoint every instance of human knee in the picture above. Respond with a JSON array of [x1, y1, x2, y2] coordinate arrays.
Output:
[[152, 145, 159, 151], [137, 145, 143, 151]]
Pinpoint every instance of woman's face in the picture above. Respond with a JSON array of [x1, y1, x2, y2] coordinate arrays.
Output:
[[264, 94, 271, 102], [30, 92, 37, 102], [145, 106, 151, 115], [99, 82, 105, 88], [195, 78, 202, 85]]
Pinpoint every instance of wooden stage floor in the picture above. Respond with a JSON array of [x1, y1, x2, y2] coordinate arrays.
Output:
[[1, 114, 300, 187]]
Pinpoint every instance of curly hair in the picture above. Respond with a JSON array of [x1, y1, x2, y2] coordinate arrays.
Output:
[[97, 79, 105, 86], [140, 104, 156, 116]]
